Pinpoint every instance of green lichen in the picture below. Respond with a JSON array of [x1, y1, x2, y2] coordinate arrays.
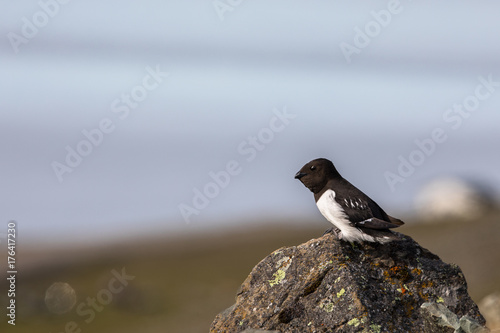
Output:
[[370, 324, 381, 333], [348, 318, 360, 327], [321, 302, 334, 313], [269, 270, 286, 287], [436, 296, 444, 303], [335, 277, 341, 283], [337, 288, 345, 298], [269, 256, 293, 286]]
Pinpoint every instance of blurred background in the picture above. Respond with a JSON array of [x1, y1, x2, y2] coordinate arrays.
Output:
[[1, 1, 499, 332]]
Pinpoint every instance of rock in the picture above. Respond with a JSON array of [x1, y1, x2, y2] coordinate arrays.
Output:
[[420, 302, 489, 333], [210, 233, 487, 333], [479, 292, 500, 330], [414, 177, 496, 221]]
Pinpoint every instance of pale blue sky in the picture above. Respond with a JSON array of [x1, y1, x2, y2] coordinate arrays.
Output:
[[1, 1, 500, 245]]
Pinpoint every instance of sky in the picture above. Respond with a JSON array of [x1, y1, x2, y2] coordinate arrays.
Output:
[[1, 0, 500, 246]]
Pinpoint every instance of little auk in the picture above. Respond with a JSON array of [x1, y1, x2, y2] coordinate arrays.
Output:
[[295, 158, 404, 243]]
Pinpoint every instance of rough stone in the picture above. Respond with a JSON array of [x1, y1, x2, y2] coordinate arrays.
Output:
[[210, 233, 487, 333], [420, 302, 489, 333]]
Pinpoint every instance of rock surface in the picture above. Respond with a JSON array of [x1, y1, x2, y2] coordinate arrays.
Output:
[[210, 233, 487, 333]]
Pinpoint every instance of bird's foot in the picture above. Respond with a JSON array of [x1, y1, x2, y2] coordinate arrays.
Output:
[[322, 227, 334, 236], [323, 227, 342, 240]]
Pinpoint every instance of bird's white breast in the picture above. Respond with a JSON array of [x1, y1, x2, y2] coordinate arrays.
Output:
[[316, 189, 376, 243], [316, 189, 350, 228]]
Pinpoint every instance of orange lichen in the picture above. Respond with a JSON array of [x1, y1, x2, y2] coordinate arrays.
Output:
[[404, 303, 415, 317], [420, 281, 434, 289], [383, 265, 412, 285]]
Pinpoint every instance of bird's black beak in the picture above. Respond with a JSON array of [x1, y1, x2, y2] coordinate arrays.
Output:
[[294, 171, 307, 180]]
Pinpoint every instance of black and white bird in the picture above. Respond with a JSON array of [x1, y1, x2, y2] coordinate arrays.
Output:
[[295, 158, 404, 244]]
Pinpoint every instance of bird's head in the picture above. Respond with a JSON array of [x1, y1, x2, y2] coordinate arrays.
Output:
[[294, 158, 341, 193]]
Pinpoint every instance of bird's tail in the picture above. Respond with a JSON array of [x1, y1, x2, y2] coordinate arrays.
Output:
[[388, 215, 405, 226]]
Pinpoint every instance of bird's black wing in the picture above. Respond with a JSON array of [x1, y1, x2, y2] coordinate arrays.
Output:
[[356, 217, 402, 229], [335, 194, 373, 222], [333, 179, 403, 230]]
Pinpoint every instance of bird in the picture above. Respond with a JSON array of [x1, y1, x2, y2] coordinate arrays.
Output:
[[294, 158, 404, 244]]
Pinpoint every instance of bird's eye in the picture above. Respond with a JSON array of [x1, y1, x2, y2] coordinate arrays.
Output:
[[310, 165, 316, 170]]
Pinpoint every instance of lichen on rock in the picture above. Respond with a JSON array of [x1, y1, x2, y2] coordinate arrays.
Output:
[[211, 233, 487, 332]]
